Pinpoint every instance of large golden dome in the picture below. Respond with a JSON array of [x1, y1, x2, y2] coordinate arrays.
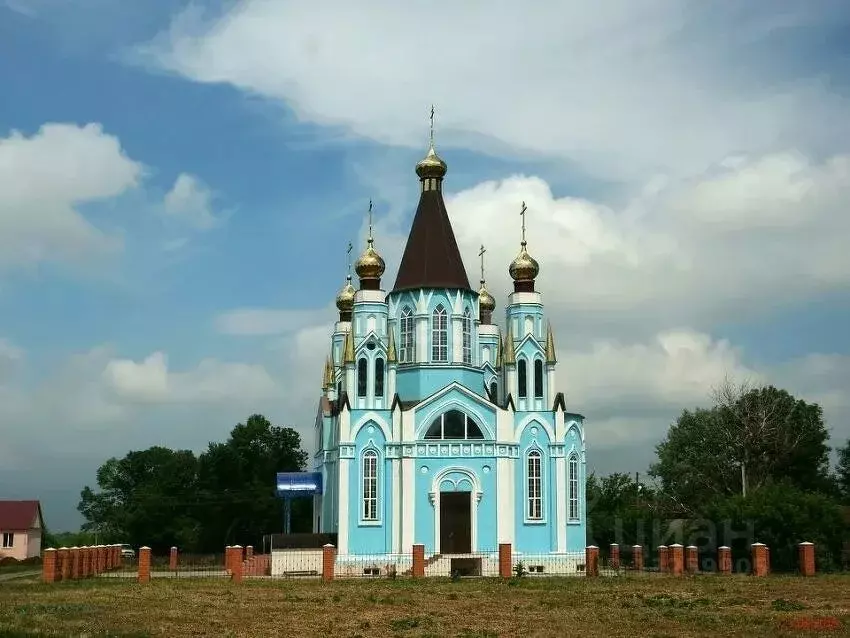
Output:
[[415, 143, 447, 180], [509, 242, 540, 282], [478, 282, 496, 314], [355, 238, 386, 281], [335, 275, 356, 312]]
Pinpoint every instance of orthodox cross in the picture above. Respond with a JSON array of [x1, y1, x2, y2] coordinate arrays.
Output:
[[367, 199, 373, 242], [346, 241, 353, 277], [430, 104, 435, 146], [478, 244, 486, 282], [520, 201, 528, 244]]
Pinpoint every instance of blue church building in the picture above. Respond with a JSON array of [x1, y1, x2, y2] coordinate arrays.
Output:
[[312, 131, 587, 562]]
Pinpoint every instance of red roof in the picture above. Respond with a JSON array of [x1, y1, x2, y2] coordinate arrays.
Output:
[[0, 500, 41, 530]]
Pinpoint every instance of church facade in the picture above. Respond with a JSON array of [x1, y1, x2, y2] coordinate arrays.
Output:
[[312, 134, 587, 560]]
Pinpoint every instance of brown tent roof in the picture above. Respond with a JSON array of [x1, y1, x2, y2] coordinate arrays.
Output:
[[0, 500, 41, 530], [392, 189, 472, 292]]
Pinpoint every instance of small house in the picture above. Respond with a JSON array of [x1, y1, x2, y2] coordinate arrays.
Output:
[[0, 500, 44, 560]]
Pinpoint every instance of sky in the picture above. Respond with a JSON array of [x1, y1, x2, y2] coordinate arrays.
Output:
[[1, 0, 849, 531]]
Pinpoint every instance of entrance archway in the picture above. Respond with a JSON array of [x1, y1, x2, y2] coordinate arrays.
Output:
[[429, 467, 483, 554]]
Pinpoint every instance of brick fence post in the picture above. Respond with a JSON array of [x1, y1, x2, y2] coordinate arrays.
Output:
[[718, 546, 731, 574], [685, 546, 698, 574], [322, 544, 336, 582], [230, 546, 244, 583], [585, 546, 599, 577], [138, 546, 151, 584], [658, 546, 669, 574], [100, 545, 107, 573], [246, 546, 253, 560], [609, 544, 620, 570], [412, 544, 425, 578], [70, 547, 80, 580], [94, 545, 102, 575], [751, 543, 768, 577], [113, 545, 120, 568], [632, 545, 644, 571], [58, 547, 70, 581], [498, 543, 512, 578], [169, 547, 178, 571], [669, 544, 684, 576], [798, 542, 815, 576], [42, 548, 57, 583]]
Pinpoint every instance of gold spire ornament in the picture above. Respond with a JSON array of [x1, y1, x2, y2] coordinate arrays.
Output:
[[355, 200, 386, 282], [509, 201, 540, 283], [335, 242, 356, 313], [477, 244, 496, 316], [343, 329, 355, 364], [495, 334, 503, 368], [415, 105, 448, 180], [503, 327, 516, 365], [322, 356, 334, 389], [387, 329, 397, 364], [545, 322, 557, 364]]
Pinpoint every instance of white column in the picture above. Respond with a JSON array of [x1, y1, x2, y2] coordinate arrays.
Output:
[[506, 367, 517, 401], [547, 365, 556, 404], [451, 317, 463, 363], [391, 458, 401, 553], [496, 457, 514, 544], [345, 365, 355, 398], [338, 458, 350, 554], [556, 456, 567, 552], [401, 457, 415, 550], [388, 366, 397, 398], [416, 316, 428, 362]]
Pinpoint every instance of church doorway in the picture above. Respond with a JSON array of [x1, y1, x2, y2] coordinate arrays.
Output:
[[439, 491, 472, 554]]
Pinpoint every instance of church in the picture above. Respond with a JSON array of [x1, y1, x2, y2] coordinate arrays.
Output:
[[311, 125, 587, 561]]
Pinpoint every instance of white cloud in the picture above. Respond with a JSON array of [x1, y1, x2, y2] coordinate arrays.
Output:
[[0, 122, 142, 269], [163, 172, 219, 229], [214, 307, 332, 336], [141, 0, 850, 180], [102, 350, 279, 404]]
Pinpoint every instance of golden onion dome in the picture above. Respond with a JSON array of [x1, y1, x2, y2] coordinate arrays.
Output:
[[355, 239, 386, 280], [509, 242, 540, 282], [335, 276, 356, 311], [478, 282, 496, 313], [415, 143, 448, 179]]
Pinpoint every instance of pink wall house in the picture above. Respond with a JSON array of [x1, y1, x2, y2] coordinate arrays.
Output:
[[0, 500, 44, 560]]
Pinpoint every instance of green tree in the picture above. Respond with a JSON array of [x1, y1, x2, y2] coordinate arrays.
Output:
[[837, 439, 850, 503], [651, 380, 832, 505], [194, 414, 309, 551], [78, 447, 199, 552]]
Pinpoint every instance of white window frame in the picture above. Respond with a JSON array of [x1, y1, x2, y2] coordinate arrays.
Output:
[[361, 449, 380, 524], [526, 450, 544, 521], [432, 304, 448, 362], [462, 307, 473, 364], [568, 454, 580, 521], [400, 306, 415, 363]]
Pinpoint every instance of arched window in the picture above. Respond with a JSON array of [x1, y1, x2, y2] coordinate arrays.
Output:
[[432, 304, 448, 362], [517, 359, 528, 398], [362, 450, 378, 521], [424, 409, 485, 440], [357, 358, 368, 397], [374, 358, 385, 398], [400, 306, 415, 363], [462, 307, 472, 364], [489, 381, 498, 401], [527, 450, 543, 520], [569, 454, 579, 520], [534, 359, 544, 398]]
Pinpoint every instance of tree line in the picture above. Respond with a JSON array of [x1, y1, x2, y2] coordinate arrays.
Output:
[[69, 382, 850, 567]]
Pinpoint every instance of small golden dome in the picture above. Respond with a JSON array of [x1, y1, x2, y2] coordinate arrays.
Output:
[[335, 276, 356, 311], [509, 242, 540, 282], [478, 282, 496, 313], [415, 143, 447, 179], [355, 239, 386, 281]]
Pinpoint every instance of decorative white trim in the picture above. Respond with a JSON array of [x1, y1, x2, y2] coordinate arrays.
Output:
[[567, 452, 581, 523], [391, 458, 400, 553], [359, 446, 381, 526], [349, 412, 392, 442], [523, 443, 546, 524], [401, 458, 415, 549], [514, 414, 556, 444], [337, 457, 350, 554], [555, 456, 567, 551]]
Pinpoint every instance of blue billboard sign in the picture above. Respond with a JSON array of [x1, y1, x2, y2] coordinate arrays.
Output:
[[276, 471, 323, 497]]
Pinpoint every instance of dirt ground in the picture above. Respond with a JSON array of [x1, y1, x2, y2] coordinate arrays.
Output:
[[0, 573, 848, 637]]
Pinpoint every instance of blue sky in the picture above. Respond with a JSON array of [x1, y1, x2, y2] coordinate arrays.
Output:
[[1, 0, 849, 531]]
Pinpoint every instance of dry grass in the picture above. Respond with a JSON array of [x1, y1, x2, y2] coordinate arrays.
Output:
[[1, 574, 848, 637]]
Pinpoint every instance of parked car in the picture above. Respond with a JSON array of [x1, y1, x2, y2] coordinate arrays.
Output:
[[119, 544, 135, 560]]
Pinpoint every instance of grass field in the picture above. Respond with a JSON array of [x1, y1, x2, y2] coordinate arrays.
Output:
[[0, 574, 848, 637]]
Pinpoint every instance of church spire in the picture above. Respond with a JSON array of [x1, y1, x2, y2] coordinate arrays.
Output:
[[342, 329, 355, 364], [387, 329, 397, 364], [477, 244, 495, 324], [393, 106, 472, 293], [503, 326, 516, 365], [509, 200, 540, 293], [354, 199, 386, 290], [335, 242, 356, 322], [545, 322, 557, 364]]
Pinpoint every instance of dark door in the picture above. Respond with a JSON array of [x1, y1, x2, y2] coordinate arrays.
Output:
[[440, 491, 471, 554]]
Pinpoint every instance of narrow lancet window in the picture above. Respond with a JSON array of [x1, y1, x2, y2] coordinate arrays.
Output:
[[374, 358, 385, 398], [518, 359, 528, 398], [432, 304, 448, 362], [357, 358, 368, 397], [534, 359, 544, 398], [527, 450, 543, 520], [362, 450, 378, 521], [400, 306, 415, 363]]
